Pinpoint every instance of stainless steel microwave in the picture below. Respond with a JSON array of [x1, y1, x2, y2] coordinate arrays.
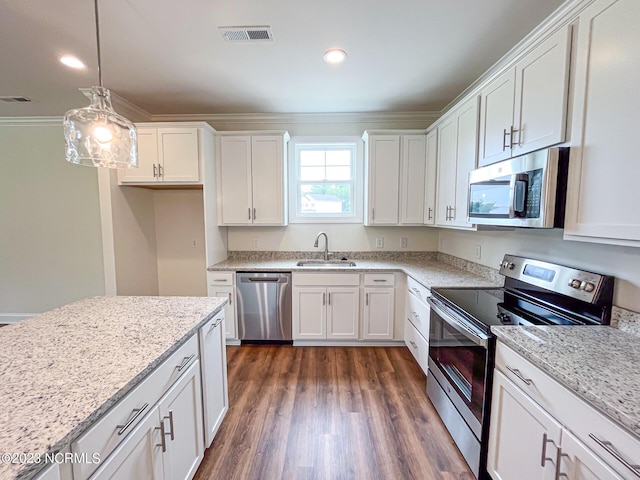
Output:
[[467, 147, 569, 228]]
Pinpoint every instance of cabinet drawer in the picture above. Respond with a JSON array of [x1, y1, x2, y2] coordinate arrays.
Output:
[[496, 342, 640, 479], [363, 273, 395, 286], [72, 336, 199, 480], [407, 276, 430, 304], [404, 318, 429, 376], [293, 272, 360, 286], [207, 271, 235, 286], [406, 292, 430, 340]]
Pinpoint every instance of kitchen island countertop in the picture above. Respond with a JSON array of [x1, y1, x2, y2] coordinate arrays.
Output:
[[492, 325, 640, 440], [0, 295, 226, 480]]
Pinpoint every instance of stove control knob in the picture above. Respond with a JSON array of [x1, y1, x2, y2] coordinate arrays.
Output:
[[583, 282, 596, 293], [507, 262, 515, 270], [568, 279, 582, 289]]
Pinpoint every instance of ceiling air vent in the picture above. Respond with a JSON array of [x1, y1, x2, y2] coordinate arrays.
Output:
[[0, 96, 32, 103], [219, 26, 273, 42]]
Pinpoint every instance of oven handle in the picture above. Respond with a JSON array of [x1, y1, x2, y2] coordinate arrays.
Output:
[[427, 296, 489, 348]]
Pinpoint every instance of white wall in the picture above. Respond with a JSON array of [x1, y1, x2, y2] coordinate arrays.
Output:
[[0, 123, 105, 316], [439, 228, 640, 312], [154, 190, 207, 296]]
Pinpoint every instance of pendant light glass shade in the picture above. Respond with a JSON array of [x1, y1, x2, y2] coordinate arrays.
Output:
[[63, 0, 138, 168], [64, 87, 137, 168]]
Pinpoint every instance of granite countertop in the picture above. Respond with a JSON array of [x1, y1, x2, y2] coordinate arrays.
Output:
[[208, 256, 502, 289], [0, 296, 226, 480], [492, 325, 640, 439]]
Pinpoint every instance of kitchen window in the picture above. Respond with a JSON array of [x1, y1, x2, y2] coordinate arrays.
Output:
[[288, 136, 363, 223]]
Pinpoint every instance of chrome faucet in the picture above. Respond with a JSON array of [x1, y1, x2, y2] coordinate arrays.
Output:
[[314, 232, 329, 260]]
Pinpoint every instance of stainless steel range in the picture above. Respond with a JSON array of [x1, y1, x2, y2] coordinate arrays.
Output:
[[426, 255, 614, 480]]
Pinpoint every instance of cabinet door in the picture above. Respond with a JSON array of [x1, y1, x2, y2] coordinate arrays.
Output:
[[478, 69, 516, 167], [558, 430, 624, 480], [326, 287, 360, 339], [251, 135, 286, 225], [362, 288, 394, 340], [564, 0, 640, 244], [512, 26, 571, 157], [452, 97, 479, 228], [366, 135, 400, 224], [158, 361, 204, 480], [399, 135, 427, 225], [435, 115, 457, 226], [488, 370, 562, 480], [34, 464, 61, 480], [292, 287, 326, 339], [158, 128, 200, 182], [119, 128, 159, 183], [90, 405, 163, 480], [209, 286, 236, 339], [218, 136, 253, 225], [423, 130, 437, 225], [199, 313, 229, 448]]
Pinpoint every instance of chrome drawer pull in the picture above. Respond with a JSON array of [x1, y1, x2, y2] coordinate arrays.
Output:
[[589, 434, 640, 477], [116, 403, 149, 435], [505, 365, 533, 385], [540, 433, 558, 467], [166, 410, 175, 441], [176, 354, 195, 372], [156, 421, 167, 452], [409, 340, 418, 349], [373, 279, 387, 282], [212, 279, 227, 282]]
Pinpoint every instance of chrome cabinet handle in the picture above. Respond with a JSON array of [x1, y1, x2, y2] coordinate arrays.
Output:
[[509, 125, 519, 148], [253, 207, 256, 220], [589, 434, 640, 477], [116, 403, 149, 435], [373, 279, 386, 283], [158, 164, 163, 177], [322, 292, 326, 306], [213, 279, 227, 282], [166, 410, 175, 441], [411, 287, 420, 294], [228, 292, 232, 305], [449, 206, 454, 221], [412, 311, 420, 320], [540, 433, 558, 467], [372, 208, 375, 221], [503, 128, 510, 151], [153, 164, 157, 177], [156, 420, 167, 452], [365, 293, 369, 306], [248, 208, 251, 220], [554, 447, 569, 480], [328, 292, 331, 305], [505, 365, 533, 385], [176, 354, 195, 372], [428, 207, 433, 220], [409, 340, 418, 349]]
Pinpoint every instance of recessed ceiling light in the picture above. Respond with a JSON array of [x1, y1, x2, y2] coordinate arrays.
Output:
[[60, 55, 86, 69], [324, 49, 347, 64]]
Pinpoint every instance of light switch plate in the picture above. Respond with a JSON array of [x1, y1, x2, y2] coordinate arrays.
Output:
[[400, 237, 408, 248], [475, 245, 481, 259], [376, 237, 384, 248]]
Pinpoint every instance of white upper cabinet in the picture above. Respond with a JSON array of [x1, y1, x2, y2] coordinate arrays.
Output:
[[478, 25, 571, 167], [564, 0, 640, 246], [363, 131, 427, 226], [118, 123, 210, 185], [364, 134, 401, 225], [216, 132, 289, 226], [423, 130, 438, 225], [435, 96, 478, 229]]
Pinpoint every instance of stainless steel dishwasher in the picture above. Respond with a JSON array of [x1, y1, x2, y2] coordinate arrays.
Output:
[[236, 272, 292, 343]]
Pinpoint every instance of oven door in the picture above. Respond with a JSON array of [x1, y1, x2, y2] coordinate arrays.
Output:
[[427, 296, 491, 438]]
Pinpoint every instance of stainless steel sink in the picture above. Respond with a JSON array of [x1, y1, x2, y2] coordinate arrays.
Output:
[[296, 259, 357, 267]]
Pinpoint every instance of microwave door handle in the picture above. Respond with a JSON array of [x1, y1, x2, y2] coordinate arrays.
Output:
[[509, 174, 528, 218], [427, 297, 489, 348]]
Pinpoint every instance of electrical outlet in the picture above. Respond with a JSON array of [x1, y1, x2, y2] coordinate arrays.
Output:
[[192, 239, 198, 248], [252, 238, 260, 248], [400, 237, 408, 248], [376, 237, 384, 248], [475, 245, 482, 259]]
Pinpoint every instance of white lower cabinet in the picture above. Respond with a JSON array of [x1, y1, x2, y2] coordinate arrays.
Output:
[[90, 361, 203, 480], [89, 405, 164, 480], [489, 342, 639, 480], [327, 288, 360, 339], [158, 361, 204, 480], [207, 272, 236, 340], [362, 287, 394, 340], [293, 284, 360, 340], [35, 464, 62, 480], [488, 369, 562, 480], [199, 312, 229, 447]]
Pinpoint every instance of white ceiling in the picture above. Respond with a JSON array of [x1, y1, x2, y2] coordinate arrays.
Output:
[[0, 0, 566, 117]]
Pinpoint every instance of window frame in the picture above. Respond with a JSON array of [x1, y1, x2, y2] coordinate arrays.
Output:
[[288, 136, 364, 224]]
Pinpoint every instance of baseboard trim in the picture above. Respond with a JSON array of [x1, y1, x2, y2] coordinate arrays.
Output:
[[0, 313, 35, 324], [293, 340, 405, 347], [225, 338, 241, 346]]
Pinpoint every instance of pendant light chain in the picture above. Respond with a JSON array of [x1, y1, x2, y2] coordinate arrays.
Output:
[[94, 0, 103, 88]]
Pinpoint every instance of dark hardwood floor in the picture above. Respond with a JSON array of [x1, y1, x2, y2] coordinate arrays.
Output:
[[194, 346, 474, 480]]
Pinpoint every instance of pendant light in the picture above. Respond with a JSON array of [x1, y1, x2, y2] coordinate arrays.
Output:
[[63, 0, 137, 168]]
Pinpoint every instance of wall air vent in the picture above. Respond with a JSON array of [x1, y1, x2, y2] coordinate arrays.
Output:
[[0, 96, 32, 103], [219, 26, 273, 42]]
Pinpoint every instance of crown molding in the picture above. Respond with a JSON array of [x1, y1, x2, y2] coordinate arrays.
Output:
[[150, 111, 441, 128], [0, 116, 63, 126]]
